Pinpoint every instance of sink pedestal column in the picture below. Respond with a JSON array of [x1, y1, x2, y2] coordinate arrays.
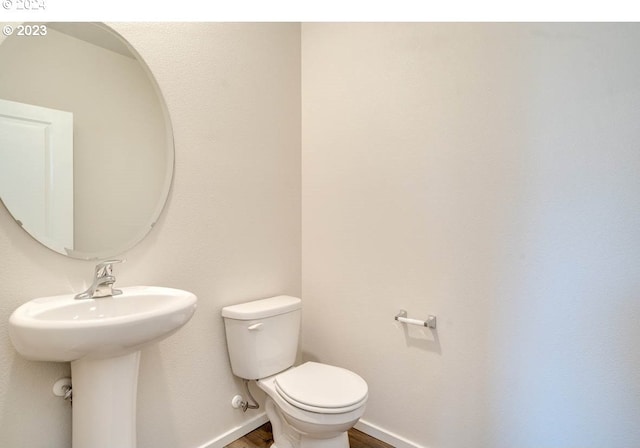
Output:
[[70, 351, 141, 448]]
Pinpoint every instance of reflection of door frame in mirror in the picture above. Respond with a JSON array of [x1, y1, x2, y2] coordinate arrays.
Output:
[[0, 98, 74, 253]]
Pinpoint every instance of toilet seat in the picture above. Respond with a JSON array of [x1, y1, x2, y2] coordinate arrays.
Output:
[[274, 362, 368, 414]]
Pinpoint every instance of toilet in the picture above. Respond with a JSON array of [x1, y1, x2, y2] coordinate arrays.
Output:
[[221, 295, 368, 448]]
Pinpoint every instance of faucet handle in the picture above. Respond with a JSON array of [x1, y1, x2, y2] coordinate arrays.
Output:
[[95, 259, 124, 277], [75, 260, 126, 300]]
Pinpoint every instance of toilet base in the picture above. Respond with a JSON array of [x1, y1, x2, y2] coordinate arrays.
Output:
[[268, 428, 349, 448], [300, 434, 348, 448], [265, 397, 351, 448]]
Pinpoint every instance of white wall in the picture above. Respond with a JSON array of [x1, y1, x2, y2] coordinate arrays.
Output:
[[301, 23, 640, 448], [0, 22, 300, 448]]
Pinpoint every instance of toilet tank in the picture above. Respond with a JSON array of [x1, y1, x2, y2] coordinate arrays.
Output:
[[221, 295, 301, 380]]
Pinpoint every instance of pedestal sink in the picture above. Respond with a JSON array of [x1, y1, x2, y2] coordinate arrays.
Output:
[[8, 285, 197, 448]]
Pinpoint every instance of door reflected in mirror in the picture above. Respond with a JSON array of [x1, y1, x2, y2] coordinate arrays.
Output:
[[0, 23, 174, 260]]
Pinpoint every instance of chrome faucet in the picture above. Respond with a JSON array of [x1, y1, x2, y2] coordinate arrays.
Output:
[[75, 260, 124, 300]]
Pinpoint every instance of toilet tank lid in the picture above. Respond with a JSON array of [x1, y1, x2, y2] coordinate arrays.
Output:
[[221, 295, 301, 320]]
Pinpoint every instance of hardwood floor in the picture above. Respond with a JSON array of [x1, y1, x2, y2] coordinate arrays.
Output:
[[225, 422, 394, 448], [225, 422, 274, 448]]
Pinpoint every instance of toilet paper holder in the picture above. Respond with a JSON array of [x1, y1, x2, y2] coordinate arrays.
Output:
[[394, 309, 437, 329]]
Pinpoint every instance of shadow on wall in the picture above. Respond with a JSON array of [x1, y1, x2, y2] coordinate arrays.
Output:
[[0, 352, 71, 446], [136, 345, 181, 447], [396, 323, 441, 355]]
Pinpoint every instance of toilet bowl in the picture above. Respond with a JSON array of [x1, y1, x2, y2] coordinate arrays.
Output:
[[221, 296, 368, 448], [258, 362, 368, 447]]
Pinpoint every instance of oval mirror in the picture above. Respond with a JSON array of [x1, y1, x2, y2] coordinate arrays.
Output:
[[0, 22, 174, 260]]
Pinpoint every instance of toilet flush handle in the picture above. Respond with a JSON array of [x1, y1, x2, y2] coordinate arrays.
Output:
[[248, 323, 263, 331]]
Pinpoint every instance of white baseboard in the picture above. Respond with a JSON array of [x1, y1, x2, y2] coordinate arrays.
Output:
[[355, 419, 426, 448], [196, 412, 269, 448], [196, 413, 424, 448]]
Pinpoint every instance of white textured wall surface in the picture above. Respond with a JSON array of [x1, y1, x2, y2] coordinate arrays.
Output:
[[301, 23, 640, 448], [0, 22, 300, 448]]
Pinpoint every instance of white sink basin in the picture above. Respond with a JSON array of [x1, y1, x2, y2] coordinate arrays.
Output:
[[9, 285, 197, 361]]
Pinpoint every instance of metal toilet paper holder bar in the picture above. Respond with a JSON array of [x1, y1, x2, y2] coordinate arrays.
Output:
[[394, 309, 437, 329]]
